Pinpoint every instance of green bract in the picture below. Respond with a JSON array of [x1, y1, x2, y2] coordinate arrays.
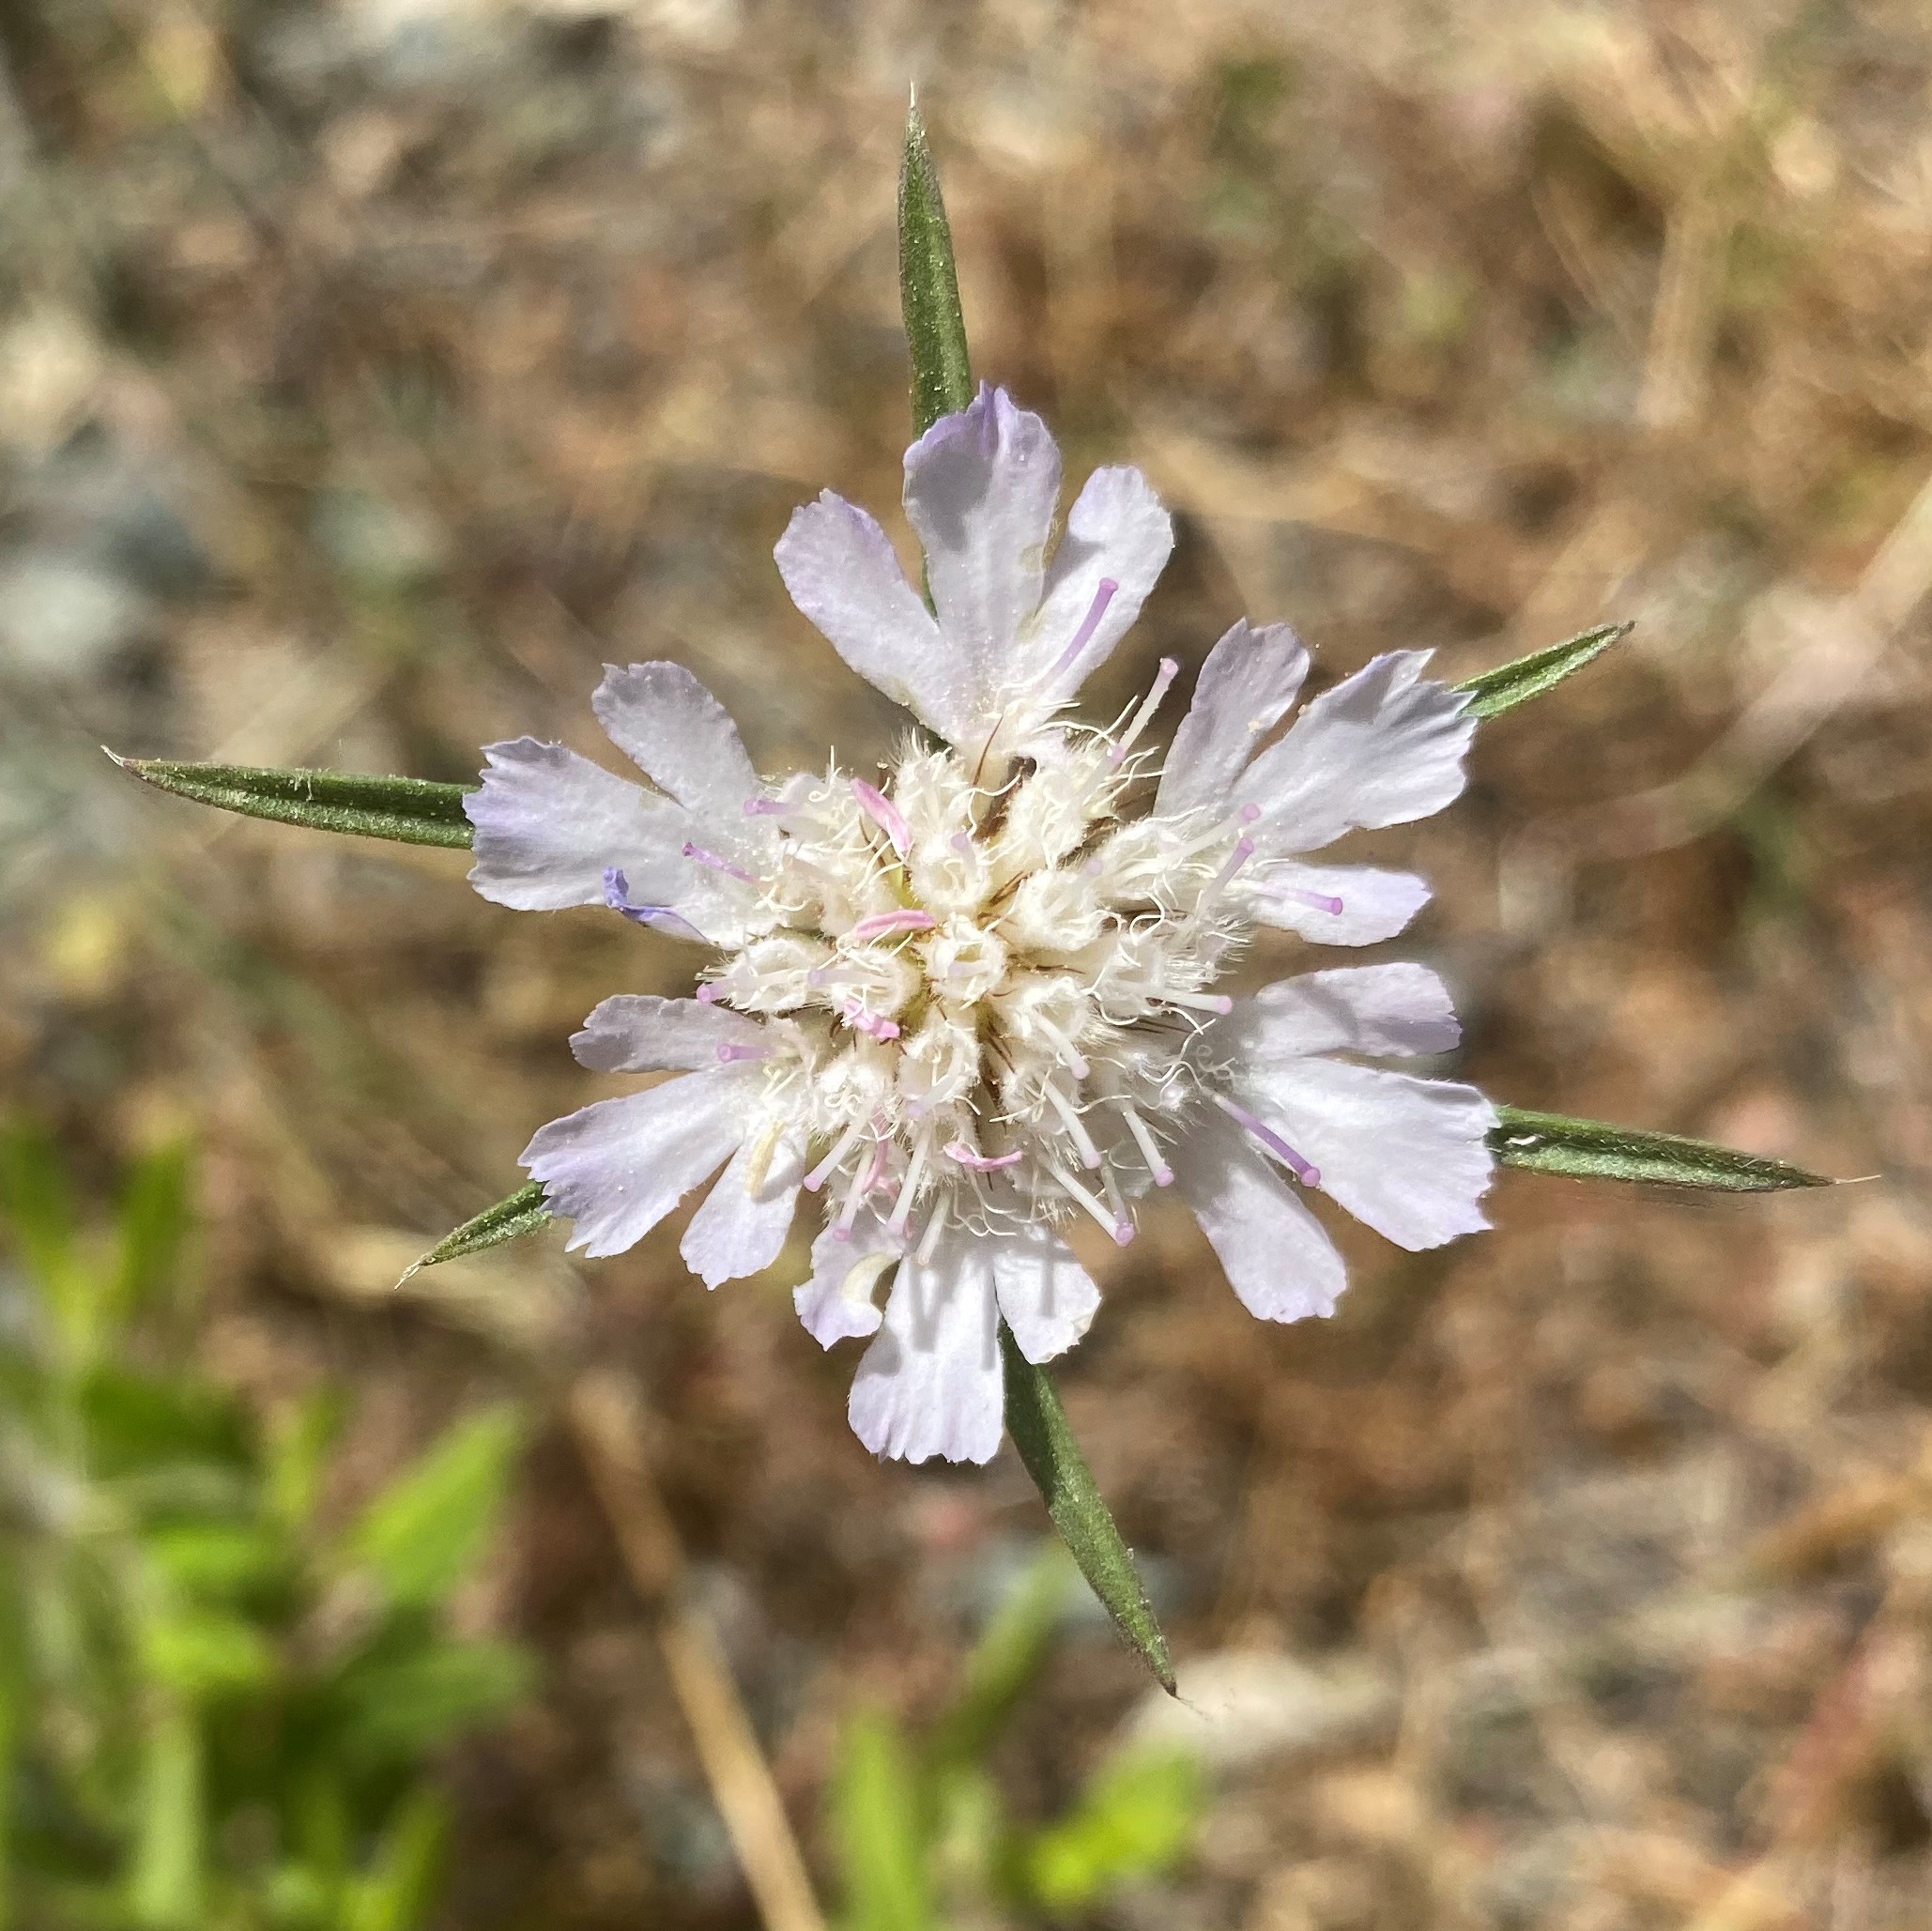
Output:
[[115, 756, 475, 849]]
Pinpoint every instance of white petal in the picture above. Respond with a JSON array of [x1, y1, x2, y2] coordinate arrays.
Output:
[[1232, 1057, 1496, 1250], [1234, 651, 1475, 851], [1172, 1109, 1346, 1322], [1234, 964, 1464, 1062], [465, 738, 682, 912], [903, 386, 1063, 690], [591, 663, 767, 843], [773, 492, 969, 740], [847, 1228, 1003, 1464], [792, 1208, 899, 1348], [681, 1126, 806, 1288], [1241, 863, 1431, 945], [1157, 620, 1308, 819], [571, 995, 767, 1073], [989, 1221, 1100, 1364], [520, 1067, 750, 1259], [1028, 464, 1174, 708]]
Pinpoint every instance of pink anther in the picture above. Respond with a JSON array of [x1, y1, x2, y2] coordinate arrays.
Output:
[[851, 778, 911, 857]]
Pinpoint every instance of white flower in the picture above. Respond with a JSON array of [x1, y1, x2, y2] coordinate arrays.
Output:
[[466, 386, 1496, 1465]]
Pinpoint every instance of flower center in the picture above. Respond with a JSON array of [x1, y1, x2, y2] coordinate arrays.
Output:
[[690, 667, 1280, 1246]]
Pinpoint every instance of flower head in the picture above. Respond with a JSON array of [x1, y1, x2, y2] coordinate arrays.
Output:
[[466, 386, 1495, 1464]]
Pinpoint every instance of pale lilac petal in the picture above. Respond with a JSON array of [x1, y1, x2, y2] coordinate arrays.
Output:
[[1234, 651, 1475, 851], [681, 1127, 807, 1288], [465, 738, 682, 912], [848, 1229, 1003, 1464], [1157, 619, 1308, 819], [774, 492, 967, 742], [792, 1208, 899, 1348], [520, 1067, 750, 1259], [1234, 964, 1463, 1062], [1231, 1057, 1496, 1250], [1242, 863, 1431, 945], [988, 1221, 1100, 1364], [1171, 1109, 1346, 1322], [591, 663, 767, 844], [571, 995, 767, 1073], [1028, 464, 1174, 706], [903, 386, 1063, 687]]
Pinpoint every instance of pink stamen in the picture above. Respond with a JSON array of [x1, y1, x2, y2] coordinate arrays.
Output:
[[943, 1142, 1024, 1172], [804, 1119, 865, 1192], [744, 796, 790, 817], [849, 909, 936, 942], [1206, 835, 1257, 895], [1110, 657, 1181, 766], [1050, 576, 1119, 676], [851, 779, 911, 857], [714, 1043, 768, 1064], [1112, 1218, 1136, 1248], [1289, 888, 1345, 916], [1238, 802, 1262, 824], [860, 1135, 890, 1195], [695, 983, 722, 1004], [950, 830, 974, 854], [840, 1001, 900, 1042], [682, 841, 757, 885], [1217, 1096, 1321, 1187], [1160, 990, 1234, 1016]]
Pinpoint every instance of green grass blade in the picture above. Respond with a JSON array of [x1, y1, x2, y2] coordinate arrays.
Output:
[[111, 754, 477, 849], [129, 1703, 203, 1928], [1491, 1104, 1832, 1191], [828, 1709, 933, 1931], [1455, 621, 1633, 721], [898, 100, 974, 437], [999, 1327, 1173, 1693], [398, 1182, 551, 1286]]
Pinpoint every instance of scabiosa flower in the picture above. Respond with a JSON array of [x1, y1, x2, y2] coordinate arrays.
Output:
[[467, 386, 1496, 1464]]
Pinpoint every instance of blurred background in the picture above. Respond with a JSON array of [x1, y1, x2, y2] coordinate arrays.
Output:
[[3, 0, 1929, 1924]]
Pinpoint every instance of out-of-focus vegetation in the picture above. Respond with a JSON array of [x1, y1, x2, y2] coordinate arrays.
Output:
[[827, 1551, 1201, 1930], [0, 1124, 530, 1930]]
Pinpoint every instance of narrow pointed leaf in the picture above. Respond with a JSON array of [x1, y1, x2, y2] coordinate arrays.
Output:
[[113, 754, 476, 849], [1456, 621, 1633, 721], [1491, 1104, 1831, 1191], [398, 1182, 551, 1285], [1000, 1326, 1174, 1693], [898, 101, 974, 437]]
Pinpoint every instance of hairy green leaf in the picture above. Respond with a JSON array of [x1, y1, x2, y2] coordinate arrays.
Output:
[[898, 101, 974, 437], [398, 1182, 551, 1285], [1456, 621, 1633, 720], [112, 755, 476, 849], [1491, 1104, 1832, 1191], [1000, 1328, 1173, 1693]]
